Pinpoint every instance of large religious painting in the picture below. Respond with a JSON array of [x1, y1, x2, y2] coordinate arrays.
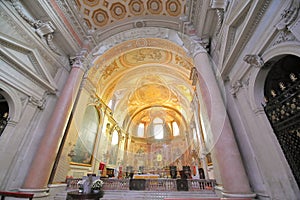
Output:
[[71, 106, 99, 165]]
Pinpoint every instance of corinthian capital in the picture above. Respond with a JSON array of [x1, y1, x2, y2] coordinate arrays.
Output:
[[186, 38, 207, 58], [69, 49, 88, 69]]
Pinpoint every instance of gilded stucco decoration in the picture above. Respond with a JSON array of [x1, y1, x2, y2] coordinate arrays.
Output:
[[88, 38, 193, 87]]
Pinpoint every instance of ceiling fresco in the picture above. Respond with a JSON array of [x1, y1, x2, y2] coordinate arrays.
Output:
[[88, 38, 195, 131]]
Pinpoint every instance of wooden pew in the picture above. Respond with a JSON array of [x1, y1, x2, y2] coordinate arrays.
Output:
[[0, 191, 34, 200]]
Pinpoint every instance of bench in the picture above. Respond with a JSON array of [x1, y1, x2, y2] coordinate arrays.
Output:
[[0, 191, 34, 200]]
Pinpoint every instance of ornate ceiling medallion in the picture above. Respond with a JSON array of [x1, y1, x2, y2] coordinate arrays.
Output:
[[134, 21, 145, 28], [166, 0, 181, 16], [84, 18, 92, 29], [147, 0, 163, 15], [110, 2, 127, 20], [92, 8, 109, 26], [129, 0, 145, 15], [83, 0, 100, 7], [83, 8, 90, 15]]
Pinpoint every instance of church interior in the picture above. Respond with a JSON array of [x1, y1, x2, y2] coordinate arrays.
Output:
[[0, 0, 299, 199]]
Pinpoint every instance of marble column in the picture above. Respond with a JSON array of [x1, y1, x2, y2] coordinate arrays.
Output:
[[192, 45, 255, 198], [21, 58, 86, 196]]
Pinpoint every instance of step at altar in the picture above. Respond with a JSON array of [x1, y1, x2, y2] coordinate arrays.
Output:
[[101, 190, 218, 200]]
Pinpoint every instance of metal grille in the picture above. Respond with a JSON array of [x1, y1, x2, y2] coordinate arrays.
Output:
[[264, 75, 300, 187]]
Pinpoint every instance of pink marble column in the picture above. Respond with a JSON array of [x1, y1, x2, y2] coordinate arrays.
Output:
[[193, 47, 255, 198], [21, 59, 86, 195]]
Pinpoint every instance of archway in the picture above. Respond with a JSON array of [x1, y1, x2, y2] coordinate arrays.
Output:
[[0, 91, 9, 136], [263, 55, 300, 187]]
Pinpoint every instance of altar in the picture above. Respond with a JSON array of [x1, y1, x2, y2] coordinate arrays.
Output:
[[132, 174, 160, 179]]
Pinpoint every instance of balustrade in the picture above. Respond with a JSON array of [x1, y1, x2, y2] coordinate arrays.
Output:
[[66, 178, 216, 192]]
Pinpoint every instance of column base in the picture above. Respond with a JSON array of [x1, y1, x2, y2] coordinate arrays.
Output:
[[222, 191, 256, 199], [19, 188, 49, 198]]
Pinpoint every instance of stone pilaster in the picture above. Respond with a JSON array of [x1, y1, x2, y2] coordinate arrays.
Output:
[[21, 57, 86, 197]]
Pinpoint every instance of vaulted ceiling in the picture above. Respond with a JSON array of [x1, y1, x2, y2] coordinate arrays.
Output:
[[88, 37, 195, 131], [40, 0, 219, 133]]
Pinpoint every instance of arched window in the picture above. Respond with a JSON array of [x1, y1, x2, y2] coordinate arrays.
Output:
[[153, 117, 164, 139], [112, 129, 119, 145], [172, 121, 179, 136], [71, 106, 99, 165], [137, 123, 145, 137], [108, 99, 113, 110], [109, 129, 119, 165]]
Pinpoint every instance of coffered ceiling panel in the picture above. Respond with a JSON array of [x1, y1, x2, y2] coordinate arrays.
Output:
[[75, 0, 186, 30]]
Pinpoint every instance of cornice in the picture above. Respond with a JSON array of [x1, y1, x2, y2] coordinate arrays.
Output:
[[0, 3, 70, 72], [226, 0, 299, 84], [0, 47, 57, 94], [46, 0, 97, 48], [44, 0, 90, 50], [221, 0, 271, 78]]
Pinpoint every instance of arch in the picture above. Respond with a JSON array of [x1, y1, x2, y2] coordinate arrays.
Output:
[[0, 82, 22, 122], [262, 54, 300, 187], [88, 28, 189, 63], [248, 42, 300, 111]]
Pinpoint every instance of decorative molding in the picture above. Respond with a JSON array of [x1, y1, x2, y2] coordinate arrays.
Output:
[[222, 0, 271, 77], [229, 80, 242, 97], [243, 54, 264, 68], [49, 0, 92, 46], [82, 78, 97, 95], [276, 0, 299, 31], [272, 30, 297, 46], [69, 49, 88, 71], [271, 0, 300, 45], [0, 4, 68, 72], [210, 0, 227, 36], [10, 0, 61, 55], [28, 95, 46, 110], [215, 8, 224, 36], [188, 38, 207, 57], [73, 0, 185, 30], [89, 28, 192, 69], [0, 48, 57, 95], [134, 20, 146, 28], [222, 3, 250, 64]]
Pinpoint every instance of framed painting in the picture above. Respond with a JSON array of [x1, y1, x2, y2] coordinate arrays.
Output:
[[70, 106, 99, 166]]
